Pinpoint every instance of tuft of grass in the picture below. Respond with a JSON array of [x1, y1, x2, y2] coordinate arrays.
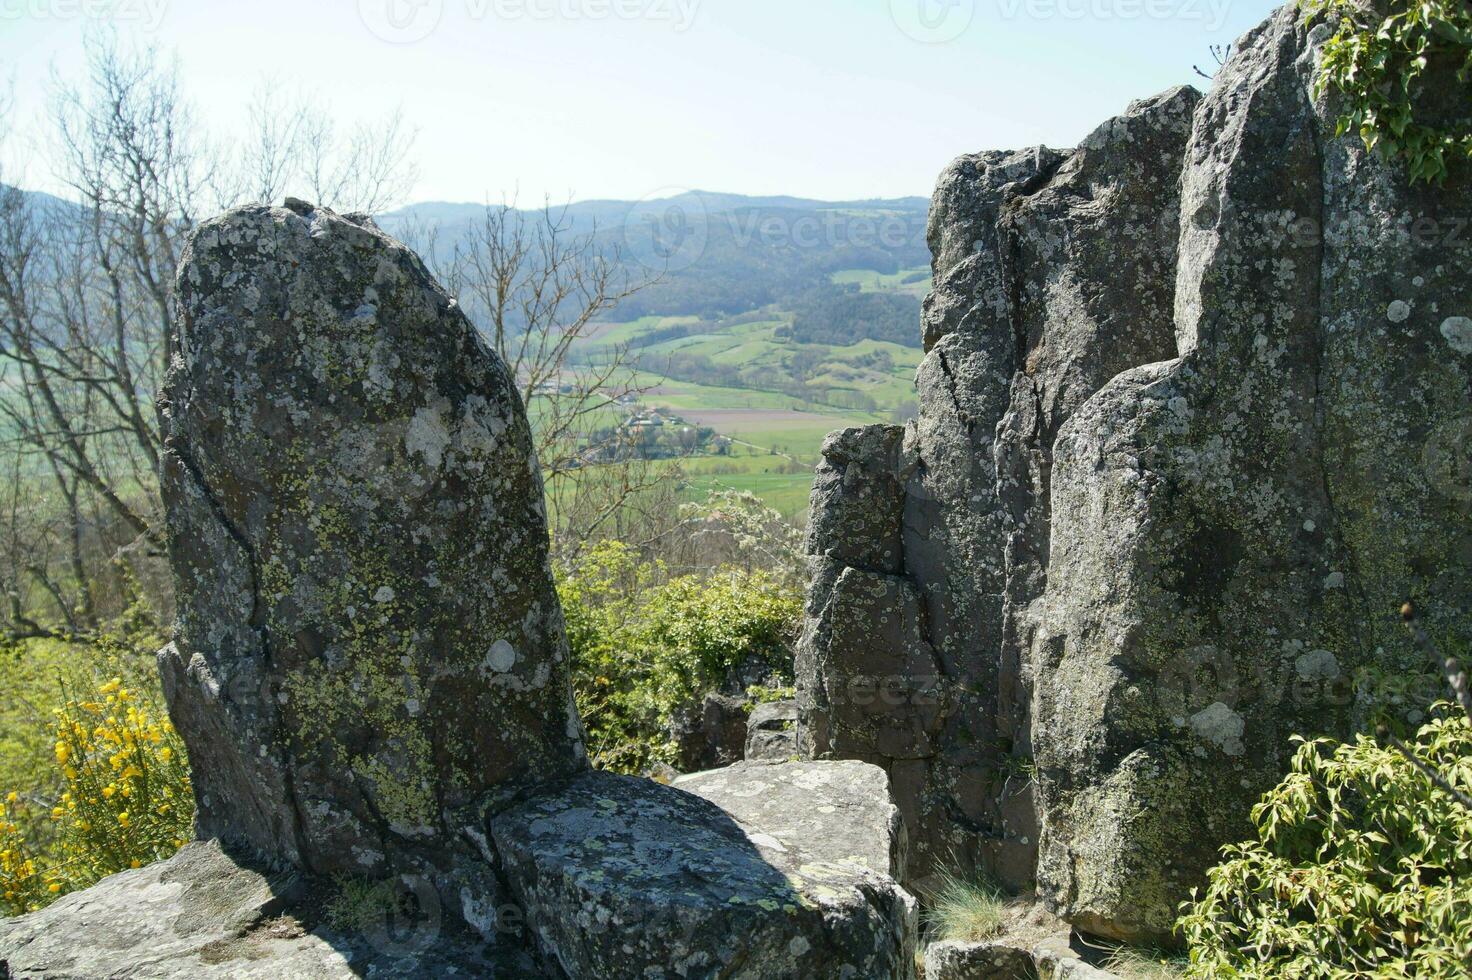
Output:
[[1102, 945, 1188, 980], [324, 876, 398, 933], [925, 871, 1012, 943]]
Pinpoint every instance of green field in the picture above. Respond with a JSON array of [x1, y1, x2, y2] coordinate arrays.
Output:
[[830, 265, 932, 296], [566, 267, 927, 520]]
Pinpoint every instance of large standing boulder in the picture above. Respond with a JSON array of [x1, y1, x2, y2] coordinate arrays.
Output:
[[156, 200, 587, 935], [799, 1, 1472, 947], [494, 763, 918, 979], [1032, 6, 1472, 941], [798, 87, 1199, 895]]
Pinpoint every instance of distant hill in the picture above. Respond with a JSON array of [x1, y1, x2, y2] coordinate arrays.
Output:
[[380, 190, 932, 349]]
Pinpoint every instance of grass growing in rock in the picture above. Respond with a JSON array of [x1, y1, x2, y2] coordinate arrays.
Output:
[[1101, 944, 1187, 980], [924, 871, 1013, 943], [324, 876, 399, 933]]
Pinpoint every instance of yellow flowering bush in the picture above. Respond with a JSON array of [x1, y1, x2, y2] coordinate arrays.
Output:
[[0, 794, 47, 913], [0, 676, 193, 916]]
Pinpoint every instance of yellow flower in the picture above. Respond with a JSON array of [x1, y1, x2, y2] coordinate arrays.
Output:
[[116, 812, 130, 827], [102, 787, 115, 799], [129, 859, 141, 869], [50, 807, 63, 820], [54, 743, 69, 765], [158, 748, 173, 762], [5, 792, 16, 804], [99, 678, 121, 695], [47, 883, 60, 893]]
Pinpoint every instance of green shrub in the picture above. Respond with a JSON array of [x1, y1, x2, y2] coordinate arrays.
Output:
[[557, 540, 802, 773], [1177, 707, 1472, 977], [1306, 0, 1472, 182], [1, 671, 192, 915]]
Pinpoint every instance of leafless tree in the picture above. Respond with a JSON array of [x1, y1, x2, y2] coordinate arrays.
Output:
[[0, 37, 423, 639], [421, 199, 674, 561], [232, 83, 419, 213]]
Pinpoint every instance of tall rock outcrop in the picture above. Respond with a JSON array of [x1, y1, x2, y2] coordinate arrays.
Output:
[[800, 86, 1200, 896], [156, 199, 588, 933], [5, 200, 923, 979], [800, 4, 1472, 943]]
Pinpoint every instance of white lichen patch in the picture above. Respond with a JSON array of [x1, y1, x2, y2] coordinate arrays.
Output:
[[1440, 316, 1472, 354], [404, 401, 451, 470], [1386, 300, 1412, 323], [1295, 649, 1340, 681], [1189, 702, 1245, 756], [484, 639, 519, 673]]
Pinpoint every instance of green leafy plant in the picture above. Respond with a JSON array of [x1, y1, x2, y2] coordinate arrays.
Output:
[[1305, 0, 1472, 182], [1177, 708, 1472, 977], [557, 540, 802, 773]]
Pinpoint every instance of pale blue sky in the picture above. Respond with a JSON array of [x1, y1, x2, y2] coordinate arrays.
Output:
[[2, 0, 1279, 204]]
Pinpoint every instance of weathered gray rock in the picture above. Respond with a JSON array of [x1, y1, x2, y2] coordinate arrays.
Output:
[[156, 200, 586, 935], [1031, 937, 1120, 980], [494, 766, 918, 979], [1033, 7, 1472, 942], [801, 1, 1472, 947], [799, 87, 1199, 896], [675, 759, 907, 881], [923, 939, 1034, 980], [745, 699, 799, 761], [0, 841, 543, 978], [670, 692, 749, 771]]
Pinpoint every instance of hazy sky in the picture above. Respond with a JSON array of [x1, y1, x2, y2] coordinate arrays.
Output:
[[2, 0, 1279, 205]]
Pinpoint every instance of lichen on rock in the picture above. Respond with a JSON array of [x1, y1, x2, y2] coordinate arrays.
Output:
[[798, 2, 1471, 947], [156, 199, 588, 936]]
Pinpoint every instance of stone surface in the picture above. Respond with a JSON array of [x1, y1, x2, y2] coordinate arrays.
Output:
[[0, 841, 543, 978], [1032, 937, 1120, 980], [745, 699, 800, 761], [1033, 7, 1471, 942], [800, 2, 1472, 945], [924, 939, 1034, 980], [493, 767, 918, 979], [670, 692, 749, 772], [675, 759, 907, 882], [799, 86, 1199, 897], [156, 200, 586, 936]]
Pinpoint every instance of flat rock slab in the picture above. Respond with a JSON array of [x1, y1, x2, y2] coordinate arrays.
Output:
[[674, 759, 905, 881], [0, 841, 544, 978], [924, 939, 1034, 980], [494, 767, 918, 979]]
